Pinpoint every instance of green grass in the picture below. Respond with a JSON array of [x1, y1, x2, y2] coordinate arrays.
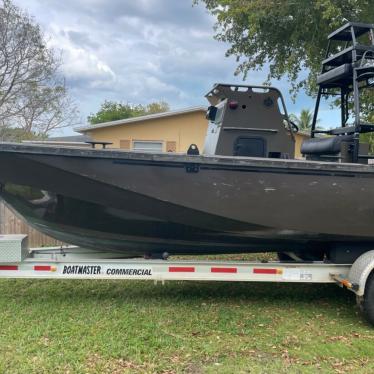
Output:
[[0, 254, 373, 373]]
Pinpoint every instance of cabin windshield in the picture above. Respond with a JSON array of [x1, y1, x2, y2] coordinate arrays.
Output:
[[213, 102, 225, 125]]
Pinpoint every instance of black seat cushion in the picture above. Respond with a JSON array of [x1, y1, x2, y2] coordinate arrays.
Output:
[[317, 64, 352, 85], [301, 136, 352, 155]]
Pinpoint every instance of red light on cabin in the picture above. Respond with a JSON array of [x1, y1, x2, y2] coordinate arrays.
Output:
[[228, 100, 238, 109]]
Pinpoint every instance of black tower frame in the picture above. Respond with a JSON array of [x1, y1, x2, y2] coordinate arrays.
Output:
[[311, 22, 374, 163]]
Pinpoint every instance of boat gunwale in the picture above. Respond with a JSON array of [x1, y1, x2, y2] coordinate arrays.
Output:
[[0, 141, 374, 174]]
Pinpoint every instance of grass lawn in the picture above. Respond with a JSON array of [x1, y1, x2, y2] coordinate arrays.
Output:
[[0, 254, 373, 373]]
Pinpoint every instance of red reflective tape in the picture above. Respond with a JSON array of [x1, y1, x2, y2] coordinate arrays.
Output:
[[211, 267, 237, 273], [169, 266, 195, 273], [34, 265, 52, 271], [0, 265, 18, 271], [253, 268, 278, 274]]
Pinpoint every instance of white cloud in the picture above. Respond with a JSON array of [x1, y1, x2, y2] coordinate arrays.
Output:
[[14, 1, 247, 107], [14, 0, 329, 133], [46, 24, 116, 88]]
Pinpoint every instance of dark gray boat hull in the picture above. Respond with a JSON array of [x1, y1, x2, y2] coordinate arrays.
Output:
[[0, 143, 374, 258]]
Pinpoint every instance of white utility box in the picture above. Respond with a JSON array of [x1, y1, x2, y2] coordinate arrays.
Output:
[[0, 235, 28, 263]]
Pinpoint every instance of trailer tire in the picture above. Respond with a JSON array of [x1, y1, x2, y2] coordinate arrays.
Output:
[[362, 272, 374, 326]]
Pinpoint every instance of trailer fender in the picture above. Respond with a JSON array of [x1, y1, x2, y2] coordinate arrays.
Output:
[[348, 250, 374, 296]]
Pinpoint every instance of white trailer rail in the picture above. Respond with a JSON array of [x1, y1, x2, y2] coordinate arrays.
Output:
[[1, 235, 374, 325]]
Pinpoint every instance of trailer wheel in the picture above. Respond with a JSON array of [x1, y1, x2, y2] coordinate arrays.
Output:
[[362, 272, 374, 325]]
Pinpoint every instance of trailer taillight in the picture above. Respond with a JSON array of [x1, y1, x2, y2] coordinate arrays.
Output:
[[34, 265, 57, 272], [253, 268, 282, 275], [0, 265, 18, 270]]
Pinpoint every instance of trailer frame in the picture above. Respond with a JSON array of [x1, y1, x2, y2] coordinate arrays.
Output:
[[1, 235, 374, 324]]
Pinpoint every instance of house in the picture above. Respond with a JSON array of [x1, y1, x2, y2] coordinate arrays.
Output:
[[294, 130, 311, 158], [75, 107, 208, 153], [22, 135, 92, 148], [75, 106, 310, 158]]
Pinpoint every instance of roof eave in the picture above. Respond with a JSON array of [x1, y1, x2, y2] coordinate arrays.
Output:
[[75, 106, 207, 133]]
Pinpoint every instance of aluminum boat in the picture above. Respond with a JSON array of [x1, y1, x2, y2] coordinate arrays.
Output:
[[0, 22, 374, 263]]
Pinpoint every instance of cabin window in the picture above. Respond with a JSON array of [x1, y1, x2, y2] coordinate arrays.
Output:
[[214, 105, 224, 125], [233, 137, 266, 157], [132, 140, 163, 153]]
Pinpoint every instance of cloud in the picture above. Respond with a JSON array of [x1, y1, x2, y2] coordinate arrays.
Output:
[[66, 30, 100, 49], [46, 24, 116, 90], [15, 1, 240, 114], [15, 0, 325, 132]]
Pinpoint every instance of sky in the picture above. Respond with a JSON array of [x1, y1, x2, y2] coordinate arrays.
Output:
[[14, 0, 339, 135]]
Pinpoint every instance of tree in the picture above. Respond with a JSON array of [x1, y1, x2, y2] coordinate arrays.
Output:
[[145, 101, 170, 115], [361, 112, 374, 154], [0, 0, 77, 139], [196, 1, 374, 107], [88, 101, 170, 124], [0, 126, 44, 142], [12, 81, 79, 136], [289, 109, 315, 132]]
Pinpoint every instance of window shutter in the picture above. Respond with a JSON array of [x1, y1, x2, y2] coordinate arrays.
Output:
[[120, 140, 130, 149], [166, 141, 177, 152], [132, 141, 163, 152]]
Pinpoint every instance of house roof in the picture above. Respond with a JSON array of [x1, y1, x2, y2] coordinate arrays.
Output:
[[22, 135, 93, 147], [48, 135, 92, 142], [75, 106, 207, 133]]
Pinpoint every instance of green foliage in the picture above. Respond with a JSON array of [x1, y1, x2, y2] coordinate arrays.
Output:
[[360, 132, 374, 154], [361, 88, 374, 123], [361, 112, 374, 154], [87, 101, 170, 124], [289, 109, 314, 132], [196, 0, 374, 99], [145, 101, 170, 115], [0, 0, 76, 137], [0, 270, 373, 373], [0, 126, 46, 142]]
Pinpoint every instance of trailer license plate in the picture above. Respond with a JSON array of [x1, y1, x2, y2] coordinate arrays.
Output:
[[283, 268, 312, 281]]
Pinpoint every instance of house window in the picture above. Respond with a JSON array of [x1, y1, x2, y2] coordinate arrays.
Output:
[[132, 140, 163, 153]]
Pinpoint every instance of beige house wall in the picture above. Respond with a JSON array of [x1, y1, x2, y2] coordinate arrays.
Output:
[[294, 132, 310, 159], [82, 109, 309, 156], [83, 111, 208, 153]]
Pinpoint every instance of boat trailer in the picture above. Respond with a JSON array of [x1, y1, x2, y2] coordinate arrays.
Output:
[[1, 235, 374, 325]]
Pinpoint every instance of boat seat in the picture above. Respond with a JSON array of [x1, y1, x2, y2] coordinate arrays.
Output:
[[356, 64, 374, 82], [317, 64, 352, 86], [322, 45, 374, 67], [301, 136, 352, 155]]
